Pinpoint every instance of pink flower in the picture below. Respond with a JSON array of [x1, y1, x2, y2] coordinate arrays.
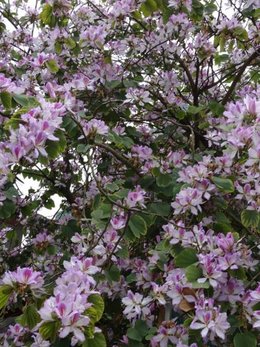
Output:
[[122, 290, 152, 321], [191, 301, 230, 340], [125, 186, 146, 208], [83, 119, 108, 136], [2, 267, 44, 291], [110, 215, 126, 230], [171, 187, 203, 215]]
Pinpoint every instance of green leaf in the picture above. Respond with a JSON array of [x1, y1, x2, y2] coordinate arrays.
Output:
[[39, 320, 61, 341], [77, 144, 89, 154], [191, 281, 210, 289], [0, 285, 13, 309], [64, 37, 76, 49], [40, 4, 55, 26], [187, 105, 205, 114], [175, 248, 198, 268], [105, 265, 121, 283], [45, 130, 66, 159], [233, 332, 257, 347], [4, 186, 19, 200], [91, 203, 112, 221], [55, 41, 63, 54], [17, 304, 41, 329], [127, 320, 149, 342], [140, 0, 158, 16], [212, 176, 234, 193], [126, 273, 137, 283], [147, 202, 170, 216], [88, 294, 104, 322], [13, 94, 38, 107], [233, 27, 248, 40], [129, 214, 147, 238], [156, 173, 173, 187], [185, 264, 202, 282], [0, 91, 12, 109], [0, 200, 16, 219], [83, 333, 107, 347], [241, 210, 260, 228], [46, 59, 59, 73], [208, 100, 225, 116], [127, 327, 143, 342], [204, 2, 217, 14], [104, 80, 121, 90]]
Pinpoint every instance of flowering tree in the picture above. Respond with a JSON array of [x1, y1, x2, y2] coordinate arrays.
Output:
[[0, 0, 259, 346]]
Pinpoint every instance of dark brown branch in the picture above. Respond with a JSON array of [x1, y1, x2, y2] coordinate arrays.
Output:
[[222, 50, 259, 105]]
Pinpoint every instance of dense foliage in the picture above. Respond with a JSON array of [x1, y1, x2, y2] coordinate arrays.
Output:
[[0, 0, 260, 346]]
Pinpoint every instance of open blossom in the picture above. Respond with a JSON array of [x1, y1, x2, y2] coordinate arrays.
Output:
[[151, 321, 189, 347], [2, 323, 27, 346], [190, 299, 230, 340], [31, 334, 50, 347], [198, 254, 226, 287], [168, 0, 192, 11], [163, 221, 193, 246], [245, 144, 260, 167], [110, 214, 127, 230], [83, 119, 109, 136], [38, 256, 100, 346], [131, 145, 153, 161], [125, 186, 146, 208], [253, 311, 260, 328], [171, 187, 203, 215], [122, 290, 152, 321], [2, 267, 44, 291]]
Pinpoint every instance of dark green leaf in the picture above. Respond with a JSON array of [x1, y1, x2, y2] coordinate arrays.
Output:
[[175, 248, 198, 268], [147, 202, 170, 216], [39, 320, 61, 341], [185, 264, 202, 282], [156, 173, 173, 187], [212, 176, 234, 193], [129, 214, 147, 238], [241, 210, 260, 228], [83, 333, 106, 347], [233, 332, 257, 347], [17, 304, 41, 329]]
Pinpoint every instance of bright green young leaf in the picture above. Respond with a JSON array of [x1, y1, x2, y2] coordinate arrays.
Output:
[[0, 285, 13, 309], [40, 4, 55, 26], [46, 59, 59, 73], [0, 91, 12, 109], [88, 294, 104, 322], [140, 0, 158, 16]]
